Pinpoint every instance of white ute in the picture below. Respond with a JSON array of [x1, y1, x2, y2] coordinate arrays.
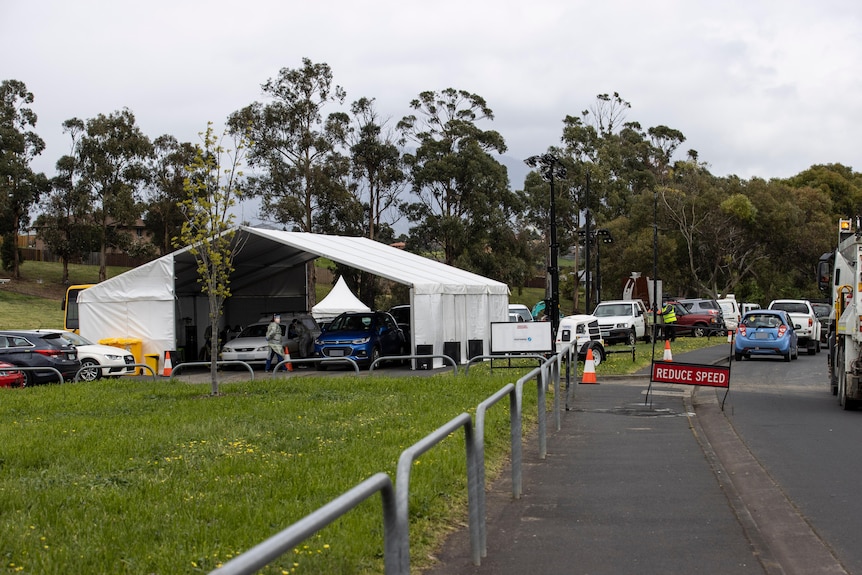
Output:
[[591, 299, 651, 345], [767, 299, 821, 354]]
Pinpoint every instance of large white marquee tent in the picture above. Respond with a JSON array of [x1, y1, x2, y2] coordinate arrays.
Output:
[[78, 227, 510, 370]]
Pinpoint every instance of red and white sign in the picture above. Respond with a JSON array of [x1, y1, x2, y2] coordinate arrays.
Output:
[[651, 360, 729, 388]]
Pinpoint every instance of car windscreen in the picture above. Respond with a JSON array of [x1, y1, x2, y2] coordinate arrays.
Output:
[[238, 324, 272, 338], [742, 314, 783, 328], [771, 302, 808, 314], [328, 315, 374, 331], [593, 304, 631, 317]]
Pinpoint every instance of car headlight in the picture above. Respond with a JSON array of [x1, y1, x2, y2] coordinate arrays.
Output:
[[255, 345, 268, 352], [615, 323, 628, 329], [223, 346, 234, 353], [104, 354, 121, 360], [352, 337, 371, 344]]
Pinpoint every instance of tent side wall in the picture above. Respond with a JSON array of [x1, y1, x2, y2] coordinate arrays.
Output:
[[78, 255, 177, 369]]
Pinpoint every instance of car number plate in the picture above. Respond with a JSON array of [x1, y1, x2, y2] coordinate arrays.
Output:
[[330, 349, 344, 357], [754, 332, 770, 339], [238, 353, 253, 360]]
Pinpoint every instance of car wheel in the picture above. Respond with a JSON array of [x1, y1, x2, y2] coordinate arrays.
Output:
[[22, 370, 33, 387], [807, 342, 816, 356], [591, 346, 605, 367], [692, 325, 706, 338], [734, 352, 742, 361], [369, 347, 381, 370], [816, 340, 821, 353], [79, 358, 101, 382], [626, 329, 636, 346], [791, 346, 799, 360], [784, 351, 791, 362]]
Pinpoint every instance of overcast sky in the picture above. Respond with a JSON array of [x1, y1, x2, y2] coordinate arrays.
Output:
[[4, 0, 861, 196]]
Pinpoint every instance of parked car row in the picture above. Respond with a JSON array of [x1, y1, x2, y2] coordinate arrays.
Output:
[[0, 330, 81, 386], [0, 329, 140, 387]]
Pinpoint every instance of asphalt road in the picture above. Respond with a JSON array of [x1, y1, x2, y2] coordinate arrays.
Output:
[[721, 349, 862, 573]]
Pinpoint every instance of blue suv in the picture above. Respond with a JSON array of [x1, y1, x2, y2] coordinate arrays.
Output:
[[313, 311, 406, 369]]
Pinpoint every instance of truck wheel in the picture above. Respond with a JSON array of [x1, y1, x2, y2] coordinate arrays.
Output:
[[807, 341, 816, 356], [816, 340, 821, 353], [590, 345, 605, 367], [626, 330, 636, 346]]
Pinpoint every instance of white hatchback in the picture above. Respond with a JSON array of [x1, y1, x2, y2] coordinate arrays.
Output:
[[43, 330, 136, 381]]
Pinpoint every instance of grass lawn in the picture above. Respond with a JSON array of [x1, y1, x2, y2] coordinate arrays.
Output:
[[0, 370, 535, 574]]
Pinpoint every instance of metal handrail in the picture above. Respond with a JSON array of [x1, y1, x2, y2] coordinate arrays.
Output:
[[4, 365, 65, 385], [273, 357, 360, 374], [395, 413, 478, 571], [169, 361, 255, 380], [209, 473, 398, 575], [208, 341, 574, 573], [73, 363, 157, 382], [474, 383, 516, 558], [463, 354, 547, 374], [369, 354, 458, 375]]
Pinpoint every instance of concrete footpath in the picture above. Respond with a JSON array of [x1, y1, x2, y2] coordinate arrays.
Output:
[[423, 345, 769, 575]]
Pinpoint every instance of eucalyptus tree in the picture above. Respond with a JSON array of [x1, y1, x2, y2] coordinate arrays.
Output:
[[0, 79, 48, 277], [67, 108, 152, 281], [397, 88, 518, 275], [785, 163, 862, 220], [145, 135, 197, 255], [175, 123, 249, 395], [34, 119, 99, 283], [349, 97, 406, 240], [228, 58, 350, 306]]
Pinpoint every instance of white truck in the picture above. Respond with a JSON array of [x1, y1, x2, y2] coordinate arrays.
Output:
[[555, 314, 606, 365], [767, 299, 821, 355], [817, 218, 862, 408], [591, 299, 651, 345]]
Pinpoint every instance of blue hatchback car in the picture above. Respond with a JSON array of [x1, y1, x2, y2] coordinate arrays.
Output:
[[314, 311, 406, 369], [734, 309, 799, 362]]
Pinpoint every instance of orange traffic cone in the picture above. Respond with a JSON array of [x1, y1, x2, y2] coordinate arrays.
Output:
[[663, 340, 673, 361], [581, 348, 598, 384], [283, 346, 294, 372], [163, 350, 173, 377]]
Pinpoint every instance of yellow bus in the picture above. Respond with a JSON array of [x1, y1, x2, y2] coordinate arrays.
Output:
[[62, 284, 94, 332]]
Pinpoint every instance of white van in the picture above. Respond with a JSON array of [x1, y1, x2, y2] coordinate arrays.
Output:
[[718, 298, 741, 331]]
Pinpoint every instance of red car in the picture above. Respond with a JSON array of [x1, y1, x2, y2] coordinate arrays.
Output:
[[668, 302, 725, 338], [0, 361, 25, 388]]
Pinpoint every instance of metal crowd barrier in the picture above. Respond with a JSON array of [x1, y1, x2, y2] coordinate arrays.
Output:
[[169, 361, 256, 380], [207, 341, 577, 574], [73, 363, 157, 382], [369, 354, 459, 375]]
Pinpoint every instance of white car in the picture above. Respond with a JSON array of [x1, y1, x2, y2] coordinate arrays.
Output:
[[220, 315, 320, 365], [508, 304, 534, 322], [767, 299, 822, 354], [43, 330, 136, 381], [717, 298, 741, 332]]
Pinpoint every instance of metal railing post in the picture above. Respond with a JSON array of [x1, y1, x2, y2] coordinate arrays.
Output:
[[395, 413, 477, 573]]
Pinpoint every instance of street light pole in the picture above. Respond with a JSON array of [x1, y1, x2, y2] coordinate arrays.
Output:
[[584, 170, 592, 314], [594, 229, 613, 303], [652, 187, 659, 335], [525, 153, 566, 346]]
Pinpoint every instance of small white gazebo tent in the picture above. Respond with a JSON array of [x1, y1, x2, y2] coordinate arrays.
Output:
[[311, 276, 371, 325]]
